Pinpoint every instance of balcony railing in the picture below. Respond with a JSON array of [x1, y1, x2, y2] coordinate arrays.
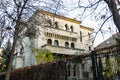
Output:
[[44, 26, 78, 38], [42, 44, 84, 55]]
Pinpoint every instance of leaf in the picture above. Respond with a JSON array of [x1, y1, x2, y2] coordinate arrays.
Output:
[[32, 48, 54, 64]]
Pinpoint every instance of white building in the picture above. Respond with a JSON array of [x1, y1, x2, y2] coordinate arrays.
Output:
[[13, 10, 94, 77]]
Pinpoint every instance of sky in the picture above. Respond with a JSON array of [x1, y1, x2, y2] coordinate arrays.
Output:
[[63, 0, 118, 47], [68, 12, 118, 47], [0, 0, 118, 48]]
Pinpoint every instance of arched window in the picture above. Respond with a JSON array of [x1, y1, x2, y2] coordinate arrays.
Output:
[[54, 40, 59, 46], [65, 24, 68, 31], [54, 21, 58, 28], [65, 42, 69, 48], [70, 25, 73, 32], [47, 39, 52, 45], [71, 43, 75, 48], [80, 31, 82, 42], [89, 46, 91, 51], [47, 19, 52, 27]]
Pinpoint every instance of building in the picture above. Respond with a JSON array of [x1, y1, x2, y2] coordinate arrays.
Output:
[[94, 33, 120, 79], [13, 10, 94, 79], [94, 33, 120, 54]]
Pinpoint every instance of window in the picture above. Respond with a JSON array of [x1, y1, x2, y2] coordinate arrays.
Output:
[[54, 40, 59, 46], [54, 21, 58, 28], [70, 25, 73, 32], [89, 46, 91, 51], [65, 42, 69, 48], [47, 19, 52, 27], [65, 24, 68, 31], [80, 31, 82, 42], [88, 33, 90, 38], [71, 43, 75, 48], [47, 39, 52, 45]]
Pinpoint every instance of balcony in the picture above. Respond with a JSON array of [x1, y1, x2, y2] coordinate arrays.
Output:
[[42, 44, 84, 55], [44, 26, 78, 38]]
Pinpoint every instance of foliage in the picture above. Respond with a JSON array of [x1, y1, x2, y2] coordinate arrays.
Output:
[[103, 57, 118, 79], [0, 0, 65, 79], [32, 48, 54, 64], [0, 41, 11, 72]]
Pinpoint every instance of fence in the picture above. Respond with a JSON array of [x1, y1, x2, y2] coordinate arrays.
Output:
[[0, 61, 66, 80], [0, 54, 93, 80], [0, 50, 119, 80]]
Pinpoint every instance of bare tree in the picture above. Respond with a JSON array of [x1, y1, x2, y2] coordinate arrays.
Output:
[[104, 0, 120, 32], [0, 0, 66, 80], [75, 0, 120, 32]]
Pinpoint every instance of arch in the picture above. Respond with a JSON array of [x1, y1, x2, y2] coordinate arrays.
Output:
[[65, 42, 69, 48], [71, 43, 75, 48], [47, 19, 52, 27], [54, 21, 58, 28], [47, 39, 52, 45], [65, 24, 68, 31], [89, 46, 91, 50], [54, 40, 59, 46], [70, 25, 73, 32]]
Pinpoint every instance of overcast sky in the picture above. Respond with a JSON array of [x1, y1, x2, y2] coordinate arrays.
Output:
[[0, 0, 118, 47], [63, 0, 118, 47]]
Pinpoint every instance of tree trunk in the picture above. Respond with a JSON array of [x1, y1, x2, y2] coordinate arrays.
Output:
[[104, 0, 120, 32], [5, 22, 19, 80]]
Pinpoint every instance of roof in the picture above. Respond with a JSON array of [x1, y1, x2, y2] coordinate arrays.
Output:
[[94, 33, 120, 51], [80, 25, 94, 31], [28, 10, 94, 31], [36, 10, 81, 24]]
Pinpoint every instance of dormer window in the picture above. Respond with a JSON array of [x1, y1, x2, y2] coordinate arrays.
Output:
[[65, 24, 68, 31]]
